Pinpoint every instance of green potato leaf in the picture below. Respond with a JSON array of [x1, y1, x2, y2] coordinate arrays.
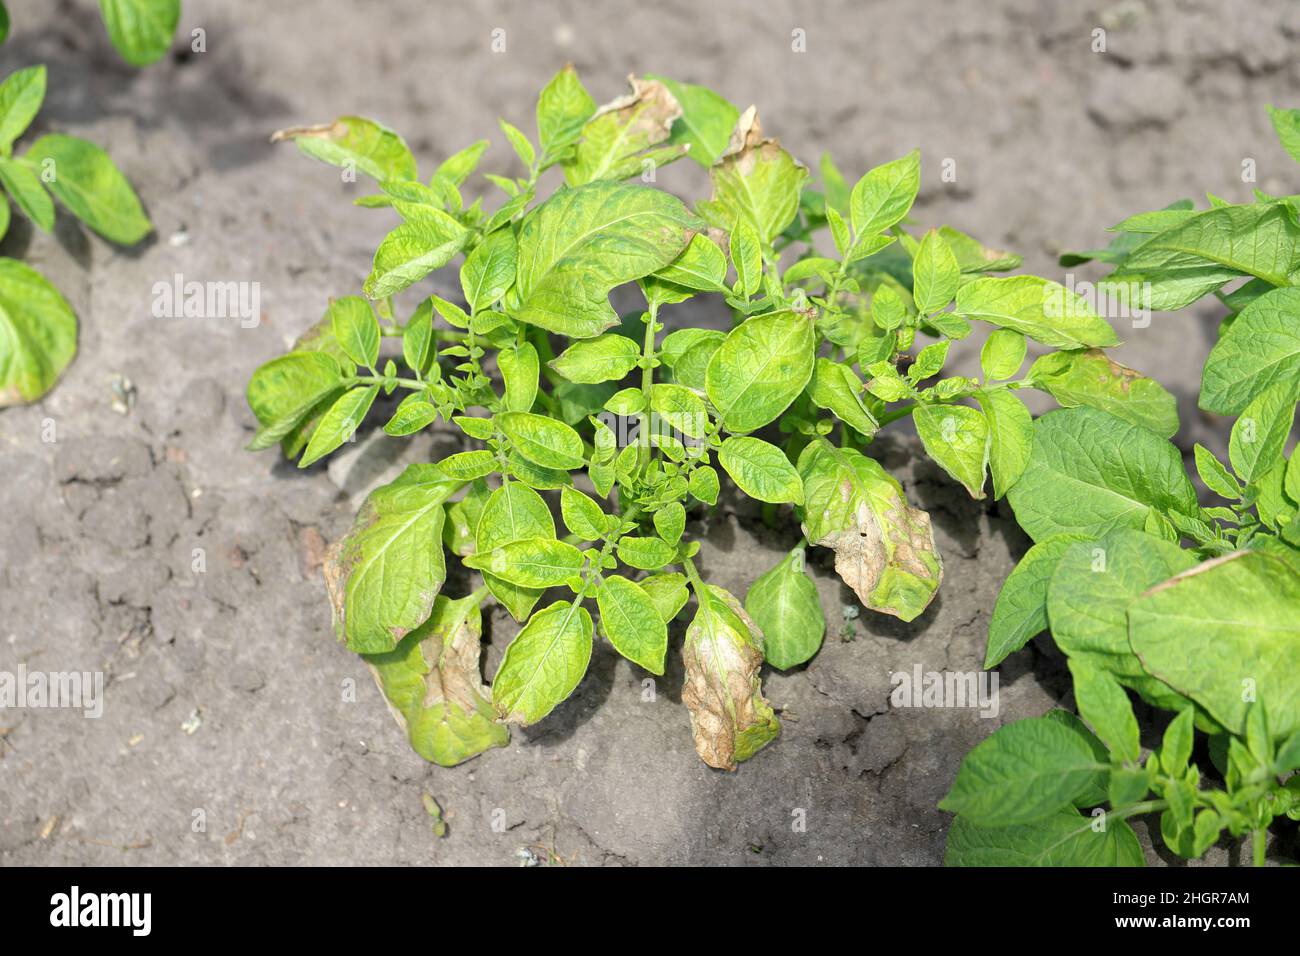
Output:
[[98, 0, 180, 66], [1200, 287, 1300, 416], [980, 328, 1027, 381], [640, 571, 689, 622], [954, 275, 1118, 349], [1046, 528, 1198, 713], [1104, 203, 1300, 311], [511, 180, 700, 337], [328, 296, 380, 370], [560, 486, 608, 540], [550, 334, 641, 384], [499, 342, 539, 412], [498, 411, 585, 470], [298, 386, 379, 468], [1128, 550, 1300, 739], [0, 258, 77, 407], [706, 308, 815, 433], [1228, 381, 1295, 482], [975, 387, 1033, 499], [718, 435, 803, 504], [1069, 660, 1141, 764], [946, 808, 1143, 867], [912, 228, 960, 315], [1267, 105, 1300, 163], [913, 404, 989, 499], [745, 546, 824, 669], [1006, 407, 1197, 542], [850, 149, 920, 239], [476, 481, 553, 623], [536, 64, 596, 159], [597, 574, 668, 674], [938, 716, 1105, 826], [464, 537, 584, 589], [616, 535, 677, 571], [807, 358, 879, 439], [364, 205, 470, 298], [493, 599, 593, 725], [984, 532, 1090, 669], [24, 134, 151, 244], [0, 156, 53, 231], [460, 226, 517, 313], [0, 65, 44, 154], [651, 232, 729, 292]]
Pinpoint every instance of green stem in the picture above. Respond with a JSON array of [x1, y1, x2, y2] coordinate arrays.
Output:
[[637, 303, 660, 469], [348, 375, 426, 391], [682, 554, 706, 594], [877, 402, 917, 427], [1252, 827, 1267, 867]]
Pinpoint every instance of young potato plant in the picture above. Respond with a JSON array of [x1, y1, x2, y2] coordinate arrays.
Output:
[[248, 67, 1152, 770], [944, 106, 1300, 865], [0, 64, 153, 406]]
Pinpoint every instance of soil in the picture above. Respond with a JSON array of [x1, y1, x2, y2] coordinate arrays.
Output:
[[1, 0, 1295, 865]]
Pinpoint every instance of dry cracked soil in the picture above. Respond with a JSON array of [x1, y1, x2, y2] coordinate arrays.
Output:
[[1, 0, 1296, 865]]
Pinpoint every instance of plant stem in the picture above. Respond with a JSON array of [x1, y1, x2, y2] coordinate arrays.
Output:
[[877, 402, 917, 427], [1252, 827, 1267, 867], [682, 554, 706, 594], [348, 375, 426, 391], [637, 302, 659, 469]]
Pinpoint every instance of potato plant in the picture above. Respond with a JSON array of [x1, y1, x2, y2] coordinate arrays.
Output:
[[944, 106, 1300, 865], [0, 64, 153, 406], [247, 67, 1160, 770]]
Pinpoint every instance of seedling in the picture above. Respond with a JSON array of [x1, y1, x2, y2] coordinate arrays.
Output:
[[248, 67, 1153, 769], [0, 64, 153, 406], [945, 106, 1300, 865]]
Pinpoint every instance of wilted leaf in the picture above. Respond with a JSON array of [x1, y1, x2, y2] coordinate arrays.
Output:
[[682, 585, 780, 770], [272, 115, 417, 182], [365, 594, 509, 766], [324, 464, 460, 654], [797, 439, 941, 621], [697, 107, 808, 245], [563, 75, 686, 185]]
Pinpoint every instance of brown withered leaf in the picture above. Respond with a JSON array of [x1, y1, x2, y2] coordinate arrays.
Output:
[[563, 75, 688, 184], [697, 106, 808, 244], [797, 439, 942, 622], [681, 585, 780, 770]]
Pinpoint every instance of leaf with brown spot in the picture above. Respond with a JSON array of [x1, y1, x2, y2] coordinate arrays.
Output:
[[682, 584, 780, 770], [1029, 348, 1179, 438], [698, 106, 808, 245], [271, 115, 417, 182], [797, 439, 942, 622], [365, 594, 509, 766], [323, 464, 460, 654], [562, 75, 688, 185]]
